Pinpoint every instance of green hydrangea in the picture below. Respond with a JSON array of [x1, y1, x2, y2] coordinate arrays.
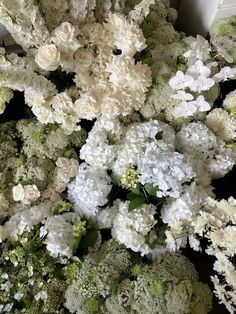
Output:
[[13, 156, 55, 190], [141, 82, 180, 119], [16, 119, 87, 161]]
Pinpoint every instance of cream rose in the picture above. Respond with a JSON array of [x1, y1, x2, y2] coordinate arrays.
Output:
[[35, 44, 60, 71], [12, 184, 25, 202]]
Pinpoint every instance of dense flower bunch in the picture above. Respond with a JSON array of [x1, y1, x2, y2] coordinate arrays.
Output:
[[0, 0, 236, 313]]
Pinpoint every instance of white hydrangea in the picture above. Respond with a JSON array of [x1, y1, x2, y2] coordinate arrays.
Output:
[[111, 200, 157, 255], [112, 119, 175, 181], [138, 142, 195, 198], [176, 122, 217, 157], [161, 183, 209, 228], [40, 213, 79, 261], [0, 201, 52, 242], [80, 117, 122, 169], [12, 184, 40, 205], [68, 163, 112, 218]]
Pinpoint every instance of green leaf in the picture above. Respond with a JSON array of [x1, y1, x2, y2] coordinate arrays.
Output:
[[144, 183, 159, 197], [130, 184, 140, 195], [78, 229, 98, 249], [128, 195, 145, 211], [155, 131, 163, 140]]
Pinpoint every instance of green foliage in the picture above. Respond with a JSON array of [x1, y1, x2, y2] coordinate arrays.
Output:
[[127, 193, 145, 211], [0, 229, 68, 313]]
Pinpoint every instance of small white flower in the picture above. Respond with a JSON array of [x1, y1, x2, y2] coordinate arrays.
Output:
[[171, 101, 197, 118], [171, 90, 194, 101], [186, 60, 211, 78], [189, 76, 215, 93], [213, 67, 236, 83], [12, 184, 24, 202], [35, 44, 60, 71], [169, 71, 194, 90], [189, 95, 210, 112], [184, 35, 211, 64]]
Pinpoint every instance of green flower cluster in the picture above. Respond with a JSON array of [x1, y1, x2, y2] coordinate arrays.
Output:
[[65, 240, 212, 314], [0, 119, 86, 219], [0, 229, 68, 314]]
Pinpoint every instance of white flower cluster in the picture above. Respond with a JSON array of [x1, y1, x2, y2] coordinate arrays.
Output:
[[68, 163, 112, 218], [12, 184, 40, 205], [169, 35, 236, 119], [112, 119, 176, 180], [97, 200, 157, 256], [40, 212, 80, 262], [28, 12, 151, 133], [80, 117, 122, 169], [191, 197, 236, 313], [0, 201, 52, 242], [0, 0, 50, 50], [176, 121, 235, 180]]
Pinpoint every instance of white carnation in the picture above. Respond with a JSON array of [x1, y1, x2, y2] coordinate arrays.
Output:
[[52, 22, 81, 53], [223, 90, 236, 111], [105, 13, 146, 57], [206, 108, 236, 141]]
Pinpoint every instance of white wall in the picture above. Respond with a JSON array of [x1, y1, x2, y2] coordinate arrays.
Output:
[[177, 0, 236, 36]]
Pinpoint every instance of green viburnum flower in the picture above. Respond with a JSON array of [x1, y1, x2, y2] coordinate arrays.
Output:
[[0, 87, 13, 114], [121, 168, 139, 188]]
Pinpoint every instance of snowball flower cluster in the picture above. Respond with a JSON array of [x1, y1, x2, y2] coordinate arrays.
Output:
[[68, 163, 112, 218], [110, 200, 156, 255], [40, 213, 80, 262]]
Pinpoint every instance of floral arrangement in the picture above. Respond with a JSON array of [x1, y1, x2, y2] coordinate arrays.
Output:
[[0, 0, 236, 313]]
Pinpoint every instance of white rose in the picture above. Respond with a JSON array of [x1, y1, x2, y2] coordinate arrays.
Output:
[[12, 184, 25, 202], [35, 44, 60, 71]]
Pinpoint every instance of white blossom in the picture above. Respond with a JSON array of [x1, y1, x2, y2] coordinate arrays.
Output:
[[169, 70, 194, 90], [213, 67, 236, 83], [35, 44, 61, 71], [111, 200, 156, 255], [68, 163, 112, 218]]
